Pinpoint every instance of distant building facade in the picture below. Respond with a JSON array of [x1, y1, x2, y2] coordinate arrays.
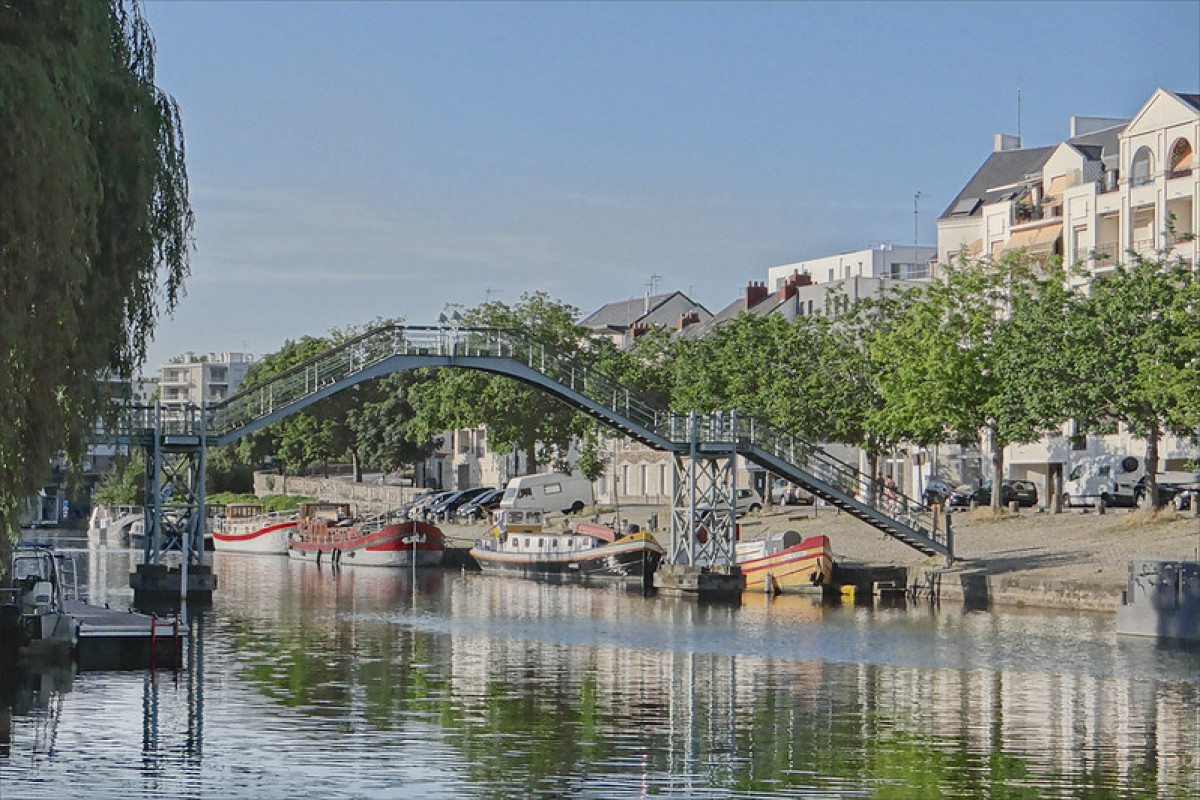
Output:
[[158, 352, 254, 406]]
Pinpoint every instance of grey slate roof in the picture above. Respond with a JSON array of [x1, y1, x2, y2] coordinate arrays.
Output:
[[580, 291, 710, 335], [1177, 93, 1200, 111], [938, 146, 1056, 220]]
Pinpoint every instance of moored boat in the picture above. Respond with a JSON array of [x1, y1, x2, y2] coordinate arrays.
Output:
[[212, 503, 296, 555], [287, 503, 444, 567], [469, 508, 664, 590], [735, 530, 833, 594]]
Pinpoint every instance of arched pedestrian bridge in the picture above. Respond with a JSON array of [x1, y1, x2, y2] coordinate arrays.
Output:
[[107, 324, 953, 577]]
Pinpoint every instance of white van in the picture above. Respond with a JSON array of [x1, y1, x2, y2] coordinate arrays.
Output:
[[499, 471, 594, 515], [1062, 455, 1142, 508]]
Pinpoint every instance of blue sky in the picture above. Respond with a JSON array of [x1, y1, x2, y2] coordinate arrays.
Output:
[[139, 1, 1199, 370]]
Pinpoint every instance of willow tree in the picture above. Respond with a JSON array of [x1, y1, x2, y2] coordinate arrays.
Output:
[[0, 1, 192, 536]]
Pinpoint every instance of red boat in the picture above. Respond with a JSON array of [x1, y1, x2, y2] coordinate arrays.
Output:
[[287, 503, 444, 567], [735, 531, 833, 594]]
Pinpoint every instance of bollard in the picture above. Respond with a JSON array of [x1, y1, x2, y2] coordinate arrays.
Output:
[[1008, 500, 1019, 513], [1098, 496, 1107, 515]]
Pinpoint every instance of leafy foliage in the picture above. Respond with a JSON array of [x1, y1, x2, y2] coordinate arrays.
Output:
[[408, 292, 597, 476], [0, 0, 192, 537]]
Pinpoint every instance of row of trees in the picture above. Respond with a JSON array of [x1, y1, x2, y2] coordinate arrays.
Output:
[[214, 245, 1199, 514]]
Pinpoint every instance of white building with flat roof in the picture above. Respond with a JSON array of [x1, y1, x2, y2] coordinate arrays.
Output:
[[158, 352, 254, 406], [766, 243, 935, 291]]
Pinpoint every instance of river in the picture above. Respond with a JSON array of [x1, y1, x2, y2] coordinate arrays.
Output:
[[2, 531, 1198, 798]]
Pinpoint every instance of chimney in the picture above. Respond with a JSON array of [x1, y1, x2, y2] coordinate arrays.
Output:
[[629, 321, 650, 340], [678, 310, 700, 331], [744, 281, 768, 310], [994, 133, 1022, 152], [779, 269, 812, 301]]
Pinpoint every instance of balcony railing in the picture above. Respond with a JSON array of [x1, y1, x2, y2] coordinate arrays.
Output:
[[1091, 242, 1119, 263]]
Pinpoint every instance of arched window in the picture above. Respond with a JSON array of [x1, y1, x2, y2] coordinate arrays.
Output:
[[1131, 146, 1155, 187], [1168, 138, 1193, 176]]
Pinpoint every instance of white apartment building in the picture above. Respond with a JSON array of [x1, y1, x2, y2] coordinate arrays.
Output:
[[938, 88, 1198, 273], [766, 243, 936, 289], [935, 87, 1200, 501], [158, 351, 254, 406]]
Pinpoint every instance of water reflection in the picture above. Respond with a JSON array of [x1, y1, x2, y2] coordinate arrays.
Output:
[[1, 543, 1198, 798]]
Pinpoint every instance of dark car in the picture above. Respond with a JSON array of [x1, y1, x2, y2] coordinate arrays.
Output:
[[1134, 472, 1200, 508], [922, 478, 955, 507], [425, 486, 494, 522], [971, 479, 1039, 508], [944, 483, 977, 508], [455, 488, 503, 523]]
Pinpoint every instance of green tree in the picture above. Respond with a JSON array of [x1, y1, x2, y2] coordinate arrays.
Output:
[[92, 451, 145, 506], [1060, 247, 1200, 507], [408, 292, 594, 477], [872, 254, 1059, 511], [0, 0, 192, 539]]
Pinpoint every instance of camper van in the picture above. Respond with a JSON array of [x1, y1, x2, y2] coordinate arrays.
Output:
[[1062, 455, 1143, 508], [499, 471, 594, 515]]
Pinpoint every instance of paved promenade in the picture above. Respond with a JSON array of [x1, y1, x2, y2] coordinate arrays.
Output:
[[442, 502, 1200, 613]]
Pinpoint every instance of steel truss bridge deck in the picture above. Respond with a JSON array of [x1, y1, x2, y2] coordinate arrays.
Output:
[[102, 325, 951, 570]]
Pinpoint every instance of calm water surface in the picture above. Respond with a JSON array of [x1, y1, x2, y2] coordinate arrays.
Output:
[[2, 532, 1198, 799]]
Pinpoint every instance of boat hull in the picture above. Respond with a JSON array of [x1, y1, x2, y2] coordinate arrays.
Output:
[[213, 519, 296, 555], [470, 536, 663, 589], [738, 534, 833, 594], [288, 520, 444, 567]]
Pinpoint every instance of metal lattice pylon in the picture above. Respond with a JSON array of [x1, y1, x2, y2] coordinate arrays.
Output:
[[142, 403, 207, 573], [667, 411, 740, 568]]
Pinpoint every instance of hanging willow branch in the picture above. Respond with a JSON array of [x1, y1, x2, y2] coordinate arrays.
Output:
[[0, 0, 193, 537]]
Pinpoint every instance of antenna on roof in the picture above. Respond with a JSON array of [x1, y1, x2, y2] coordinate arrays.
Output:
[[1017, 87, 1022, 143]]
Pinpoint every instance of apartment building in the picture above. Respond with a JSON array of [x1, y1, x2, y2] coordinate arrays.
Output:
[[938, 88, 1198, 274], [158, 351, 254, 406], [935, 87, 1200, 500]]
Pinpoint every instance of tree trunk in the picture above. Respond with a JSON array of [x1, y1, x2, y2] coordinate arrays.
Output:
[[524, 444, 538, 476], [864, 450, 880, 506], [351, 449, 362, 483], [1144, 421, 1160, 508], [990, 428, 1005, 513]]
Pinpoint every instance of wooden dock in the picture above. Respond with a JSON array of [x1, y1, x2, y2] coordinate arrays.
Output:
[[65, 600, 185, 669]]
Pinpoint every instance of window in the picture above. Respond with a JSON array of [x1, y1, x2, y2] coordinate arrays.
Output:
[[1131, 146, 1154, 187], [518, 488, 532, 499], [543, 483, 562, 495]]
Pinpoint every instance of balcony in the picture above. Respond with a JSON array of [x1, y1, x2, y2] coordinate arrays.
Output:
[[1091, 241, 1120, 264]]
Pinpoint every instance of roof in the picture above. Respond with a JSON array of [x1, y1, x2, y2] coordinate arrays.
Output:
[[938, 146, 1056, 220], [580, 292, 674, 331], [581, 291, 711, 336], [1177, 93, 1200, 111]]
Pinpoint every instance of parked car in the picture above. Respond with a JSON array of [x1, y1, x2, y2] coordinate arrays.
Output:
[[773, 480, 813, 506], [455, 488, 504, 523], [698, 487, 764, 517], [426, 487, 494, 522], [1134, 472, 1200, 508], [971, 479, 1039, 508], [407, 489, 453, 521], [944, 483, 977, 508], [922, 478, 955, 507]]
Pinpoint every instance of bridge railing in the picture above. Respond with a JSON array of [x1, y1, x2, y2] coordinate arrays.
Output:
[[693, 411, 939, 542]]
